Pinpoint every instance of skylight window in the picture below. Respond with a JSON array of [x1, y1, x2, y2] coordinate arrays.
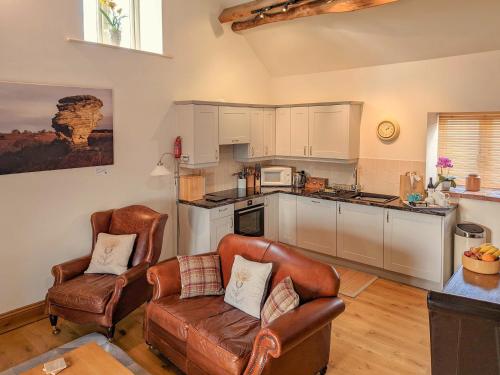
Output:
[[83, 0, 163, 55]]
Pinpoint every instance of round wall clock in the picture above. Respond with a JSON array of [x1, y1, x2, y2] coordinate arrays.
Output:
[[377, 120, 400, 142]]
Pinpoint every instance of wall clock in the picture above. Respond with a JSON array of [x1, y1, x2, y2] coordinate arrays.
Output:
[[377, 120, 400, 142]]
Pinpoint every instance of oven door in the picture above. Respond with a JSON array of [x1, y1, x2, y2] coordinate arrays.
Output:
[[234, 205, 265, 237]]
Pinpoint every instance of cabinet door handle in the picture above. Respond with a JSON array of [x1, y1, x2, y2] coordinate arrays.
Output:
[[310, 146, 313, 156], [230, 218, 234, 229], [303, 146, 307, 156], [386, 211, 389, 223], [338, 205, 341, 214], [219, 207, 228, 213], [232, 139, 239, 143], [311, 200, 321, 204], [215, 149, 219, 160]]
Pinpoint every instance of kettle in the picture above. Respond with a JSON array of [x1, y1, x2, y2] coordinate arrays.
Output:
[[293, 171, 307, 188]]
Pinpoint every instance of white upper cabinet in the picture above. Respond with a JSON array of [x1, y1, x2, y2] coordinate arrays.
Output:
[[249, 108, 265, 158], [384, 209, 443, 283], [297, 196, 337, 256], [290, 107, 310, 157], [275, 107, 291, 156], [337, 202, 384, 267], [309, 105, 361, 160], [219, 106, 251, 145], [263, 108, 276, 157], [176, 104, 219, 168]]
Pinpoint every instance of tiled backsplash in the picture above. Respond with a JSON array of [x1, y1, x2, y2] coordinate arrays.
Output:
[[181, 147, 426, 197]]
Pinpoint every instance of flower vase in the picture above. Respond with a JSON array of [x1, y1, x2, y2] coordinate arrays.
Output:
[[441, 180, 452, 191], [109, 29, 121, 46]]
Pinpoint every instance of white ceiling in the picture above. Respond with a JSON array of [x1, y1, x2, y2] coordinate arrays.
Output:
[[219, 0, 500, 76]]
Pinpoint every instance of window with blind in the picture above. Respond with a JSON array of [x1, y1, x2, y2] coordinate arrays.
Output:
[[438, 113, 500, 189]]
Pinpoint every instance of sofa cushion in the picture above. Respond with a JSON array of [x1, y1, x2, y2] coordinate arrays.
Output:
[[261, 276, 300, 327], [187, 308, 261, 375], [147, 295, 234, 345], [47, 274, 117, 314], [178, 255, 225, 299]]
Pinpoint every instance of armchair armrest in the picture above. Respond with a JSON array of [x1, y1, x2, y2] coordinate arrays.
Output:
[[51, 255, 92, 285], [146, 257, 181, 301], [116, 262, 149, 288], [245, 297, 345, 375]]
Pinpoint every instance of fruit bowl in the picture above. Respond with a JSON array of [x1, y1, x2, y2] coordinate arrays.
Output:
[[462, 254, 500, 275]]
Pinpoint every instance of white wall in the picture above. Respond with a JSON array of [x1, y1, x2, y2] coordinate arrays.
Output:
[[270, 50, 500, 162], [0, 0, 270, 314], [270, 50, 500, 241]]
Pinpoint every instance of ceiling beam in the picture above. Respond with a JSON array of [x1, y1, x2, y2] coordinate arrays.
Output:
[[219, 1, 285, 24], [229, 0, 399, 32]]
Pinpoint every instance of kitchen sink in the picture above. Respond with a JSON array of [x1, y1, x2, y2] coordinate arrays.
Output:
[[348, 192, 399, 203]]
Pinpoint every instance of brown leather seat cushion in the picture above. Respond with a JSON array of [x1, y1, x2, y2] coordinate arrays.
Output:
[[147, 295, 233, 345], [187, 308, 261, 375], [47, 274, 117, 314]]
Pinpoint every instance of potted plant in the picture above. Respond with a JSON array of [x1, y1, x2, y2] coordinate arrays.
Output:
[[98, 0, 127, 46], [436, 156, 456, 191]]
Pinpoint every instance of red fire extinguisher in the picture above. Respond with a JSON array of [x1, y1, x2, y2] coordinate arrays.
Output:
[[173, 136, 182, 159]]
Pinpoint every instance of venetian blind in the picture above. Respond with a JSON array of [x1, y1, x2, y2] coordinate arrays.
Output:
[[438, 112, 500, 188]]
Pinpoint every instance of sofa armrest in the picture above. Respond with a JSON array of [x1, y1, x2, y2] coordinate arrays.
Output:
[[244, 297, 345, 375], [51, 255, 92, 285], [147, 257, 181, 301]]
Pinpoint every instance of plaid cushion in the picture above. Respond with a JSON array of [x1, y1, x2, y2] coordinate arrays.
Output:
[[261, 276, 300, 326], [178, 255, 225, 299]]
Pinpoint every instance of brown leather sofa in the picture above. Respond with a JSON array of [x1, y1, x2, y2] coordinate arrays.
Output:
[[145, 234, 345, 375], [46, 205, 168, 340]]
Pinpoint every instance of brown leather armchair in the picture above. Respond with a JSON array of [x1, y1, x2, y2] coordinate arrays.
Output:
[[144, 234, 345, 375], [46, 205, 168, 340]]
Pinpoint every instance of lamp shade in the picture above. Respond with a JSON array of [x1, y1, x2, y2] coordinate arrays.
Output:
[[150, 163, 170, 177]]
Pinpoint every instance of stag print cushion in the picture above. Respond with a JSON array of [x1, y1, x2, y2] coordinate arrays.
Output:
[[85, 233, 137, 275], [224, 255, 273, 319]]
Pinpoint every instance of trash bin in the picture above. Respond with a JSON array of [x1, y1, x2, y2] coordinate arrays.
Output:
[[454, 223, 485, 272]]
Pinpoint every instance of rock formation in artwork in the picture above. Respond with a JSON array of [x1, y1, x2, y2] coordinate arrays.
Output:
[[52, 95, 104, 148]]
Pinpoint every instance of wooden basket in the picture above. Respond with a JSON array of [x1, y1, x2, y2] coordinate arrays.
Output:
[[462, 254, 500, 275]]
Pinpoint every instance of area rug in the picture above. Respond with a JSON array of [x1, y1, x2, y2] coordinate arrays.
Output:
[[335, 266, 378, 298]]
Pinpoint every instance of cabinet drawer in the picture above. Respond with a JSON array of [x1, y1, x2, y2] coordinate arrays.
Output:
[[209, 204, 234, 220]]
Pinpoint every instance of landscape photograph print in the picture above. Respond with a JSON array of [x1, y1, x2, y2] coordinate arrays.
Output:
[[0, 81, 113, 175]]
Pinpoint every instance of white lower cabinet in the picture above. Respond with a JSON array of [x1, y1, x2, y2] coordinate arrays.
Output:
[[337, 202, 384, 267], [279, 193, 297, 245], [264, 194, 279, 241], [297, 196, 337, 256], [383, 209, 443, 283], [178, 203, 234, 255]]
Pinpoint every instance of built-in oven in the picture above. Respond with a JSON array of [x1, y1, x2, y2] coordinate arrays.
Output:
[[234, 197, 265, 237]]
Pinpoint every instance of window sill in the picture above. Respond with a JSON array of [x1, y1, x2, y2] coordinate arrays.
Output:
[[66, 38, 173, 59], [449, 186, 500, 203]]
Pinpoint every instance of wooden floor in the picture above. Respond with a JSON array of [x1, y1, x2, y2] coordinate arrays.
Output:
[[0, 279, 430, 375]]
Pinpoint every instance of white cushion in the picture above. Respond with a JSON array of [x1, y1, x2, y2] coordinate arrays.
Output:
[[224, 255, 273, 319], [85, 233, 137, 275]]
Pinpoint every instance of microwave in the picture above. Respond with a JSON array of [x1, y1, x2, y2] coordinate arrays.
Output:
[[260, 166, 293, 187]]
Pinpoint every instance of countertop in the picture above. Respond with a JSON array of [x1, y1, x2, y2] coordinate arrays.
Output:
[[178, 188, 457, 216]]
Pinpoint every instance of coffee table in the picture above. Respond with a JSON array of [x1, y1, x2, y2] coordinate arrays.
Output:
[[0, 333, 149, 375]]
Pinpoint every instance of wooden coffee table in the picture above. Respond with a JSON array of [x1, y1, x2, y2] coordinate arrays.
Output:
[[0, 333, 149, 375]]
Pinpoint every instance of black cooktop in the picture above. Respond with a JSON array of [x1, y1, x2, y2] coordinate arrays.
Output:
[[205, 188, 262, 202]]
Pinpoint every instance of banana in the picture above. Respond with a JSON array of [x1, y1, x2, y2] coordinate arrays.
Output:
[[479, 247, 491, 254], [486, 248, 497, 255], [493, 250, 500, 257]]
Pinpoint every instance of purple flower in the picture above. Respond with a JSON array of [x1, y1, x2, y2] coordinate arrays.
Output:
[[436, 157, 453, 169]]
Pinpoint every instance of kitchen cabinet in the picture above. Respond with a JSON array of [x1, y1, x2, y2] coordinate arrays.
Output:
[[275, 107, 291, 156], [263, 108, 276, 157], [178, 203, 234, 255], [176, 104, 219, 168], [308, 105, 360, 159], [337, 202, 384, 267], [278, 193, 296, 245], [264, 194, 279, 241], [297, 196, 336, 256], [234, 108, 271, 161], [383, 209, 444, 283], [219, 106, 251, 145], [290, 107, 310, 157]]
